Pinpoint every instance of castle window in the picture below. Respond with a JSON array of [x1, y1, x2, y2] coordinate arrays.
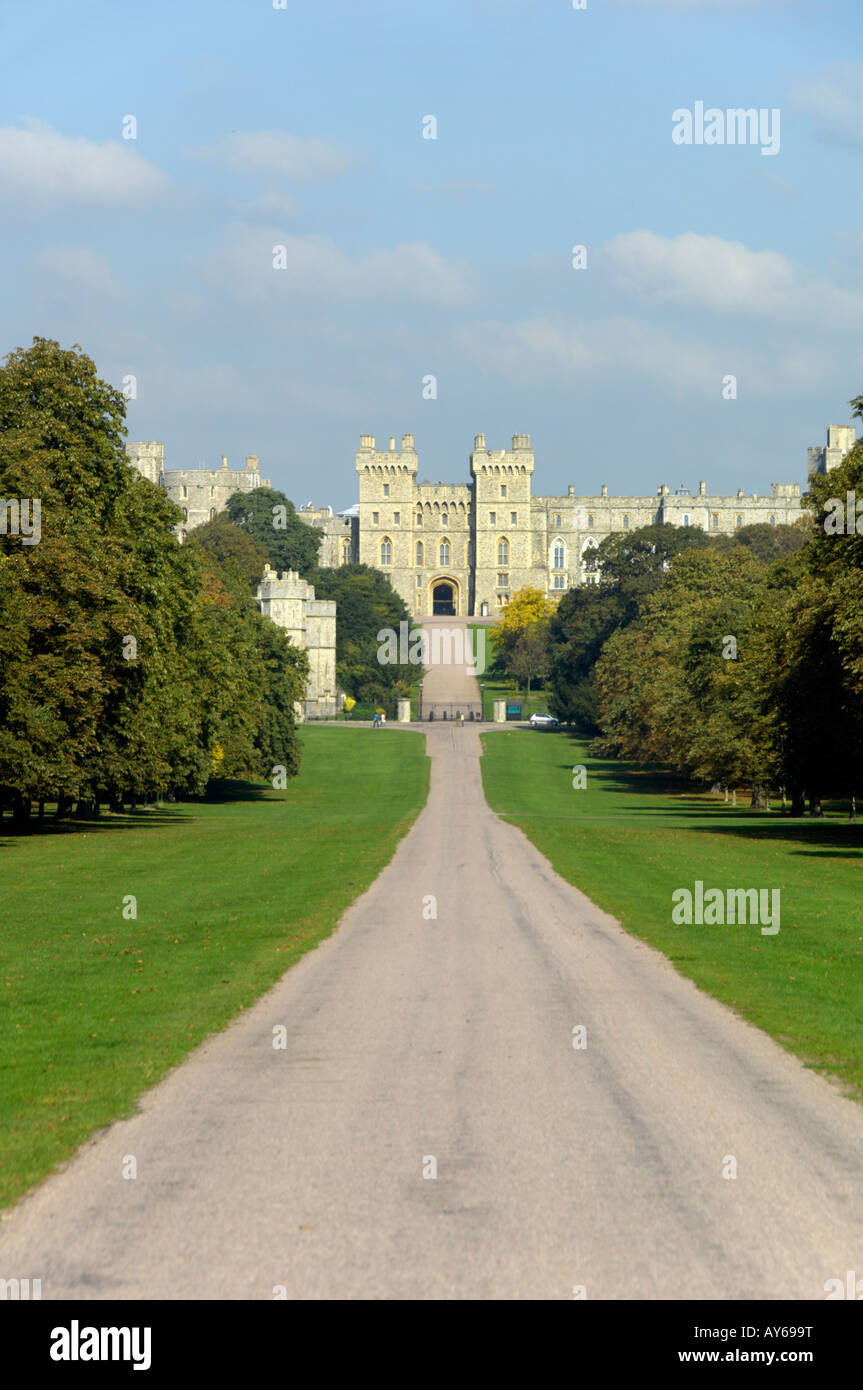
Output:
[[342, 543, 350, 564], [489, 511, 496, 525], [381, 537, 392, 566], [683, 514, 690, 527], [501, 484, 507, 499], [181, 485, 187, 499], [497, 572, 508, 588], [416, 541, 423, 566], [416, 512, 423, 526], [210, 486, 215, 497], [383, 484, 389, 497], [209, 508, 216, 520], [769, 515, 776, 527], [394, 512, 400, 525], [553, 540, 565, 569], [182, 508, 188, 521], [417, 575, 422, 588], [588, 514, 594, 529], [712, 514, 719, 529], [553, 574, 566, 589], [511, 511, 517, 525], [555, 514, 561, 528], [623, 514, 629, 529], [498, 537, 509, 566], [736, 515, 742, 528], [440, 540, 450, 566], [441, 512, 448, 527], [372, 511, 379, 525]]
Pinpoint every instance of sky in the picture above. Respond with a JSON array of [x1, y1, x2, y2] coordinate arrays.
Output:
[[2, 0, 862, 511]]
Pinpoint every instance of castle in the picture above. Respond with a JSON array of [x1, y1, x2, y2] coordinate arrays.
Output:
[[255, 566, 337, 721], [296, 429, 837, 618], [125, 442, 269, 540], [126, 425, 854, 621]]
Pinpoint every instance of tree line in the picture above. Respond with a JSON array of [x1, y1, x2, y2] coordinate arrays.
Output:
[[0, 339, 308, 826], [545, 396, 863, 816]]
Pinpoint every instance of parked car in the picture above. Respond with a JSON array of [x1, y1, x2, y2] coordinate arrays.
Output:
[[529, 712, 559, 727]]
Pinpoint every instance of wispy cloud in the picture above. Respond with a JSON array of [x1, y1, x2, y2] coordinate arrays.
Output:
[[201, 130, 357, 180], [790, 61, 863, 153], [0, 121, 170, 207]]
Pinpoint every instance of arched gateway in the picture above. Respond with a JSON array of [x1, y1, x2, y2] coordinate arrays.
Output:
[[432, 579, 458, 616]]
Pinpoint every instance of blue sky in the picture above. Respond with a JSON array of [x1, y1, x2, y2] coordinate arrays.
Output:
[[2, 0, 861, 509]]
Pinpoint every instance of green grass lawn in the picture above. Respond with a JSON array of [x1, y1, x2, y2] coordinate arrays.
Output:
[[0, 726, 428, 1208], [480, 728, 863, 1098]]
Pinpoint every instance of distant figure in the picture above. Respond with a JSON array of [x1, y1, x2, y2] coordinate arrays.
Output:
[[381, 712, 387, 728], [458, 712, 464, 727], [373, 712, 380, 729]]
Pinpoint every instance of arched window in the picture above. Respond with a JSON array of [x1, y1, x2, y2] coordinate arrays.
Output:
[[683, 514, 690, 527], [552, 540, 565, 569], [769, 515, 776, 527], [736, 514, 742, 528], [381, 537, 392, 566], [416, 512, 423, 526], [712, 514, 719, 529], [555, 514, 561, 528], [342, 543, 350, 564], [623, 514, 629, 529], [441, 510, 448, 527], [181, 485, 187, 499], [182, 507, 188, 522], [416, 541, 423, 567], [588, 514, 594, 529], [498, 537, 509, 566], [439, 540, 450, 566]]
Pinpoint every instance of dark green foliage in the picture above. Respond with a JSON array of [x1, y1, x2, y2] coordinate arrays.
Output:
[[225, 486, 321, 577], [309, 563, 413, 714]]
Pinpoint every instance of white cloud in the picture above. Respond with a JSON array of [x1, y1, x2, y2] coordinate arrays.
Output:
[[214, 228, 473, 308], [457, 313, 832, 398], [203, 131, 356, 180], [603, 230, 863, 326], [790, 61, 863, 153], [35, 246, 126, 298], [0, 121, 170, 206]]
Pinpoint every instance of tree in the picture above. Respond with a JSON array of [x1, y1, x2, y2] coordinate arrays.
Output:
[[225, 487, 321, 577], [508, 624, 551, 696], [187, 513, 270, 592], [309, 563, 413, 714]]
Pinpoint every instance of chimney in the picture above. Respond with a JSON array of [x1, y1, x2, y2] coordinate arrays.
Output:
[[389, 436, 396, 450], [221, 454, 228, 469], [568, 485, 574, 496], [601, 484, 608, 498], [698, 480, 706, 496]]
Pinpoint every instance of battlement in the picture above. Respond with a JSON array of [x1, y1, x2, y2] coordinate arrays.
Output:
[[356, 432, 418, 476], [808, 423, 856, 477]]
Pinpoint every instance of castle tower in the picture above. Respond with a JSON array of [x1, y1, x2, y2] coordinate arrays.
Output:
[[471, 433, 537, 613], [808, 424, 856, 477], [125, 441, 165, 486], [355, 433, 420, 609]]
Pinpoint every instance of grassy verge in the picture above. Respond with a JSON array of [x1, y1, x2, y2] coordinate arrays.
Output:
[[468, 623, 549, 720], [0, 726, 429, 1208], [480, 728, 863, 1098]]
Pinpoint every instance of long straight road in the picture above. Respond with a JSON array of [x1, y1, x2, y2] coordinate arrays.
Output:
[[3, 724, 863, 1299]]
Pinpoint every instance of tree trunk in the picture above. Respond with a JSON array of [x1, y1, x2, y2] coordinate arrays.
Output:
[[781, 786, 787, 812], [12, 792, 31, 828], [724, 787, 729, 803], [108, 790, 124, 814], [55, 795, 73, 820], [750, 784, 764, 809], [850, 794, 856, 823], [37, 800, 45, 821], [75, 799, 94, 820], [732, 789, 737, 807], [808, 793, 823, 818], [791, 788, 805, 816]]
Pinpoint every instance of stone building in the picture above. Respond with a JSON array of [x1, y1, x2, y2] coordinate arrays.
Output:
[[125, 442, 270, 541], [807, 424, 856, 478], [255, 565, 338, 721], [307, 431, 809, 617]]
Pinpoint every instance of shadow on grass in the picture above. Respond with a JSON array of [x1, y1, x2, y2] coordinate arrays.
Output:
[[0, 779, 275, 842]]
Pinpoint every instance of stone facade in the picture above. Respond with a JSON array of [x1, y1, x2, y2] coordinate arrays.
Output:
[[125, 442, 270, 541], [807, 424, 857, 478], [305, 431, 811, 617], [255, 565, 337, 721]]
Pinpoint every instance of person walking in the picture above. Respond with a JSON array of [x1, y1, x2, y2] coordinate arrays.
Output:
[[373, 712, 380, 729], [381, 712, 387, 728]]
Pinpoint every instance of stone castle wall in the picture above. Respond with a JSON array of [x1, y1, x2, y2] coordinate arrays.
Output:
[[255, 565, 337, 721]]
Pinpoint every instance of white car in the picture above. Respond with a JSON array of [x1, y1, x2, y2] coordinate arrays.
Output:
[[529, 712, 559, 727]]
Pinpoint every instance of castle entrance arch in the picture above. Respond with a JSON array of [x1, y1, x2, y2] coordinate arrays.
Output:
[[431, 578, 458, 616]]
